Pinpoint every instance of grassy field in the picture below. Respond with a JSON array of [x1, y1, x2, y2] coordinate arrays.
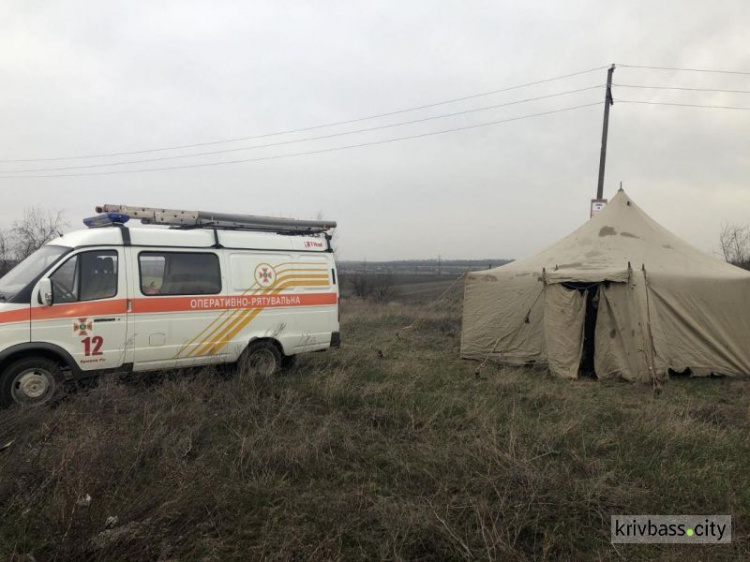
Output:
[[0, 281, 748, 560], [338, 272, 464, 302]]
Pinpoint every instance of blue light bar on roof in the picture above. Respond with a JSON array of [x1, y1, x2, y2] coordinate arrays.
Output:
[[83, 213, 131, 228]]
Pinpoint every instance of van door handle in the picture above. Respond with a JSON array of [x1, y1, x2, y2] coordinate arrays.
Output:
[[94, 318, 117, 323]]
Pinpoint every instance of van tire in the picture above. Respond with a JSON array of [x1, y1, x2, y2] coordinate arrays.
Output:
[[239, 341, 282, 377], [0, 357, 64, 408]]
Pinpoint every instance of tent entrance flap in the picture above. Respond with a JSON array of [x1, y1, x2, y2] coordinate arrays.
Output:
[[593, 281, 653, 382], [544, 282, 611, 379], [579, 284, 600, 378], [543, 284, 587, 379]]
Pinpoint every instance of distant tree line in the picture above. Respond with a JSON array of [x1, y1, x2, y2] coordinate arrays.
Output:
[[0, 207, 67, 275], [338, 259, 512, 268]]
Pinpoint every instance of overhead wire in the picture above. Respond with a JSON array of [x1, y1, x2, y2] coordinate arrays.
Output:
[[0, 65, 609, 163], [614, 84, 750, 94], [617, 64, 750, 76], [614, 100, 750, 110], [0, 102, 603, 179], [10, 63, 748, 178], [0, 85, 604, 174]]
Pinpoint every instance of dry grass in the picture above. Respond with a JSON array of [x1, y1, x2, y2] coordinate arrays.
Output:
[[0, 288, 749, 561]]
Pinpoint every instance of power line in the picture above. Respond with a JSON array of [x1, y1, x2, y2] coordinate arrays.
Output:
[[0, 85, 603, 174], [0, 65, 609, 164], [0, 102, 603, 179], [615, 84, 750, 94], [616, 99, 750, 110], [618, 64, 750, 76]]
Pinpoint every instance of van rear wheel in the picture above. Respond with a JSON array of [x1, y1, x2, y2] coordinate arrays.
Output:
[[0, 357, 64, 408], [239, 341, 282, 377]]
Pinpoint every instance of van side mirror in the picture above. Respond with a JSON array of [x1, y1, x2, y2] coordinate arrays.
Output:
[[39, 278, 53, 306]]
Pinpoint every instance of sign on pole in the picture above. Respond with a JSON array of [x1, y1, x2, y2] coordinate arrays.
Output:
[[590, 199, 607, 218]]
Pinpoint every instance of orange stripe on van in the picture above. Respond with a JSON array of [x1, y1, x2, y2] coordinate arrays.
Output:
[[182, 271, 302, 358], [132, 291, 336, 314], [187, 281, 336, 358], [181, 273, 328, 345], [0, 308, 31, 324], [0, 291, 335, 326], [187, 289, 337, 358], [173, 283, 262, 358], [0, 302, 128, 325], [31, 300, 128, 320], [171, 264, 305, 357]]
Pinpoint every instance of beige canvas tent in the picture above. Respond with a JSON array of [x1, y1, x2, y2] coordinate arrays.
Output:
[[461, 189, 750, 383]]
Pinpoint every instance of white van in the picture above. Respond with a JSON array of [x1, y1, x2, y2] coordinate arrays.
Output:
[[0, 205, 340, 407]]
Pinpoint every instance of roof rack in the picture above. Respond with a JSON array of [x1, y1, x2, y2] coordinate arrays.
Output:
[[92, 204, 336, 235]]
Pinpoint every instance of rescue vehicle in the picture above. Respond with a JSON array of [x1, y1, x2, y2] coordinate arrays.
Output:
[[0, 204, 340, 407]]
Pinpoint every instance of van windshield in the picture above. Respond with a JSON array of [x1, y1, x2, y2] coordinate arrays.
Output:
[[0, 245, 71, 300]]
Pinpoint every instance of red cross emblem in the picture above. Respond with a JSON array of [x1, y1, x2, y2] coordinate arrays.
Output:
[[255, 263, 276, 286], [74, 318, 93, 336], [259, 268, 273, 282]]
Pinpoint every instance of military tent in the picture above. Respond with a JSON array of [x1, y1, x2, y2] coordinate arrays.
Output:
[[461, 189, 750, 382]]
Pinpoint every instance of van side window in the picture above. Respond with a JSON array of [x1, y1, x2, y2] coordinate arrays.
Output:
[[50, 250, 118, 303], [139, 252, 221, 296]]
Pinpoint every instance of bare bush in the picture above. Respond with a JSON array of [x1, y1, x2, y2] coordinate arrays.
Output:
[[0, 207, 67, 276], [349, 273, 396, 302], [719, 223, 750, 269], [0, 230, 12, 276], [11, 207, 68, 260], [349, 273, 372, 298], [370, 273, 395, 303]]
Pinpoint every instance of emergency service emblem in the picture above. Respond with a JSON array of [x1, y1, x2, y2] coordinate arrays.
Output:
[[74, 318, 93, 336], [254, 263, 276, 287]]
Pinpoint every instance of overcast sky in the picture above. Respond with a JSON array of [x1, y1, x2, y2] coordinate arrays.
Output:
[[1, 0, 748, 260]]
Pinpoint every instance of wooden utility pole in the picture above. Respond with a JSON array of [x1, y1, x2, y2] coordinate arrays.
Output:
[[596, 64, 616, 200]]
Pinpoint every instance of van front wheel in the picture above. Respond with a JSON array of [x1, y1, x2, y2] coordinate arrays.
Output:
[[0, 357, 64, 408], [239, 341, 282, 377]]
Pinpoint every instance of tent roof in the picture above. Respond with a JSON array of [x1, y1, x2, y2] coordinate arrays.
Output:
[[475, 189, 750, 283]]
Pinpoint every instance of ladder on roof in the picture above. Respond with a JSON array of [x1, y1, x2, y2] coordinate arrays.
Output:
[[95, 204, 336, 235]]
